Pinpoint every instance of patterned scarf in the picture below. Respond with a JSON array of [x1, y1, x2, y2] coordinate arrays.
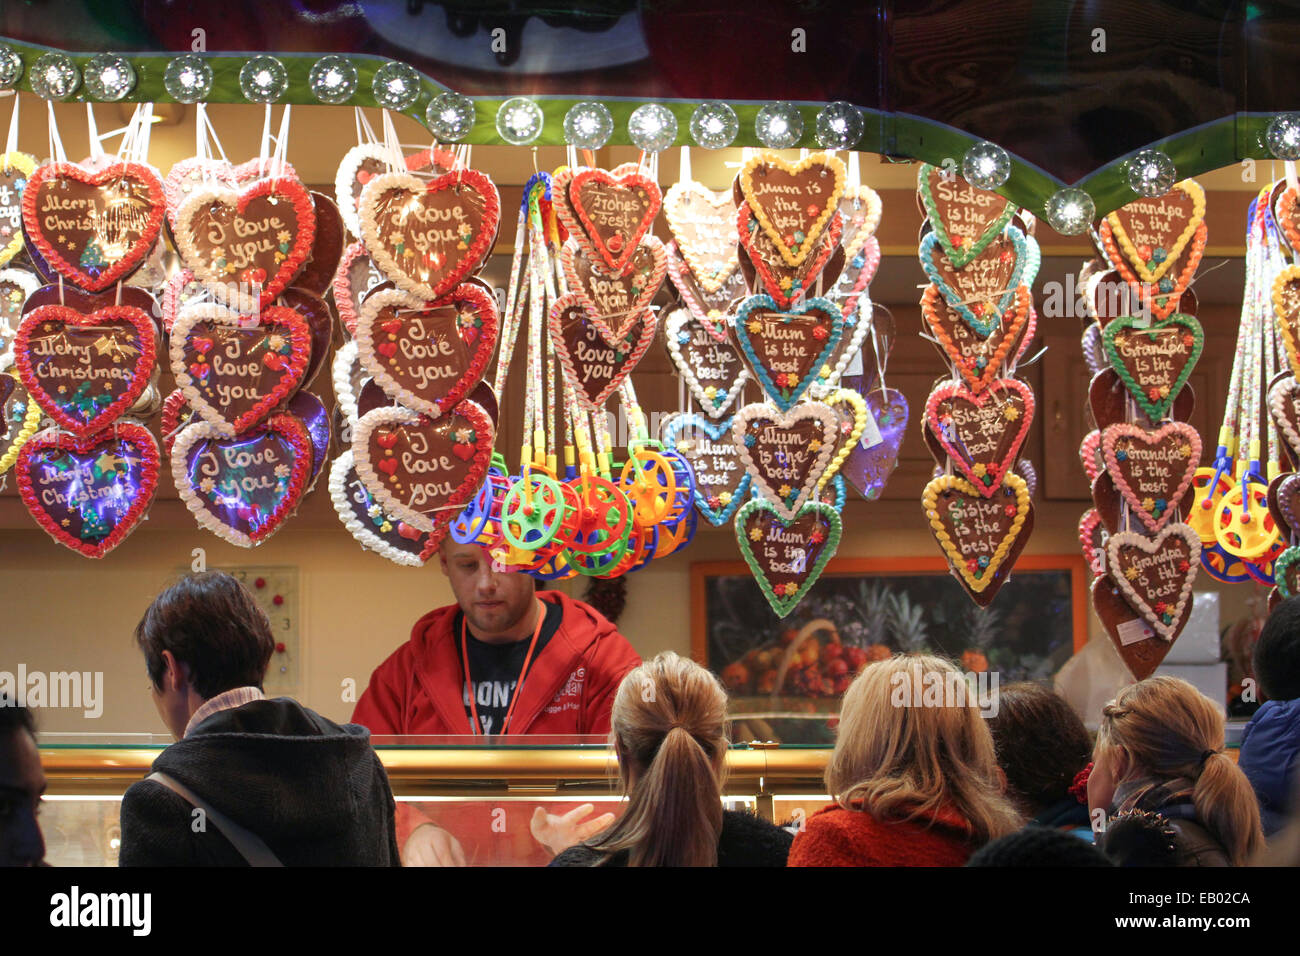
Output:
[[1112, 775, 1198, 824]]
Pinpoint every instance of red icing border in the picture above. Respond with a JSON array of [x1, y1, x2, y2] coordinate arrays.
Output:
[[568, 168, 663, 275]]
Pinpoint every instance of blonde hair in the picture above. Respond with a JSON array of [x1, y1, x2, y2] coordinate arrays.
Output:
[[1097, 676, 1263, 866], [825, 654, 1021, 844], [583, 652, 728, 866]]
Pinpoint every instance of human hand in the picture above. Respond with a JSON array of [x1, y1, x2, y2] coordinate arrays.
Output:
[[530, 803, 616, 856], [402, 824, 467, 867]]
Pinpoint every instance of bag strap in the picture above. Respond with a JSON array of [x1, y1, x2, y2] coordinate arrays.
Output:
[[147, 771, 284, 867]]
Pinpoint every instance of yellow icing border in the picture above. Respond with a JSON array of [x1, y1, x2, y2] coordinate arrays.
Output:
[[816, 387, 866, 491], [922, 472, 1029, 592], [739, 150, 845, 269], [1104, 178, 1205, 284], [0, 152, 37, 268], [1273, 264, 1300, 383], [839, 183, 883, 264], [0, 372, 43, 475], [663, 180, 739, 295]]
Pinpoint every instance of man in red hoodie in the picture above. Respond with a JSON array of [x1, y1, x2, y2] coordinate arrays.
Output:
[[352, 537, 641, 865]]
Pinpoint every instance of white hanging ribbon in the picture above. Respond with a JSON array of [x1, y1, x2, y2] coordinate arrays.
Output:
[[848, 149, 860, 186], [5, 92, 20, 158], [678, 144, 691, 183], [86, 104, 106, 160], [46, 100, 67, 165], [354, 106, 377, 147], [379, 108, 403, 174], [269, 104, 291, 181], [1287, 160, 1299, 195]]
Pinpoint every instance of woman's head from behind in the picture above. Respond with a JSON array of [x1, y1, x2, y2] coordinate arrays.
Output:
[[591, 651, 728, 866], [987, 682, 1092, 818], [1090, 676, 1263, 865], [826, 654, 1020, 844]]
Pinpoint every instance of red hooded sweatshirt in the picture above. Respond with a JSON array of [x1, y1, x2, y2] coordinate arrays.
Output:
[[351, 589, 641, 864]]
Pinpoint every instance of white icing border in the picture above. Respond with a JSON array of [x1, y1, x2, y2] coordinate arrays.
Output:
[[351, 403, 437, 533], [171, 418, 289, 549], [334, 143, 393, 240], [662, 180, 740, 294], [174, 185, 262, 313], [664, 308, 749, 420], [731, 400, 837, 522], [1270, 375, 1300, 459], [332, 339, 361, 424], [1106, 523, 1201, 641], [839, 183, 883, 263], [328, 449, 426, 567]]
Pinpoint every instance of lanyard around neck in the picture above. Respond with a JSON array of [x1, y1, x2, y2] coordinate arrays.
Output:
[[461, 602, 545, 736]]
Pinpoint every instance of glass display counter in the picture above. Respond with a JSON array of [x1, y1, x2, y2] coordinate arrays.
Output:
[[38, 735, 832, 866]]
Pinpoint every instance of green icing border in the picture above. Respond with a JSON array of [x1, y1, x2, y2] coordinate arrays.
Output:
[[1102, 313, 1204, 423], [916, 163, 1015, 269], [734, 497, 842, 619]]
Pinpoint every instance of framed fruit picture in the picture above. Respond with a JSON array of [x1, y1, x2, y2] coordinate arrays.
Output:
[[691, 555, 1088, 745]]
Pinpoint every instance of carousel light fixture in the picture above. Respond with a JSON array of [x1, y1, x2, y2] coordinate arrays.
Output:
[[1124, 148, 1177, 197], [962, 141, 1011, 190], [239, 56, 289, 104], [83, 53, 135, 102], [0, 42, 22, 90], [1265, 113, 1300, 161], [372, 61, 421, 110], [689, 101, 738, 149], [309, 55, 357, 104], [628, 103, 677, 152], [164, 55, 213, 103], [815, 101, 863, 149], [755, 102, 803, 149], [1045, 186, 1095, 235], [427, 91, 475, 141], [563, 101, 614, 150], [495, 97, 543, 145], [29, 52, 79, 101]]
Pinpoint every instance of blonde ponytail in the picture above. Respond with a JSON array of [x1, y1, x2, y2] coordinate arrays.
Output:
[[584, 652, 728, 866], [1194, 751, 1264, 866]]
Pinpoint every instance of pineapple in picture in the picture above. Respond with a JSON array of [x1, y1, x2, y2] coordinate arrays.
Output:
[[858, 582, 893, 668], [888, 592, 930, 655], [961, 605, 999, 674]]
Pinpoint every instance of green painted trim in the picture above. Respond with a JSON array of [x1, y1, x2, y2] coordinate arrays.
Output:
[[0, 36, 1287, 222]]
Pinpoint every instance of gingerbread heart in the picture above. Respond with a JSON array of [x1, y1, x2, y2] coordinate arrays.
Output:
[[733, 295, 843, 412], [1089, 367, 1194, 433], [832, 234, 880, 327], [1274, 545, 1300, 600], [922, 282, 1030, 393], [819, 387, 867, 490], [175, 176, 317, 311], [231, 158, 299, 185], [0, 152, 37, 267], [737, 207, 844, 309], [351, 400, 494, 538], [332, 241, 387, 337], [562, 168, 662, 275], [1279, 186, 1300, 254], [0, 365, 43, 475], [661, 413, 752, 526], [561, 235, 666, 344], [663, 308, 749, 419], [925, 378, 1034, 497], [356, 168, 500, 303], [842, 387, 909, 502], [173, 412, 313, 547], [170, 302, 312, 436], [735, 497, 842, 618], [160, 388, 193, 456], [1082, 320, 1107, 376], [916, 164, 1014, 268], [1105, 523, 1200, 642], [732, 400, 837, 522], [1092, 576, 1174, 679], [923, 472, 1033, 605], [1099, 422, 1201, 532], [164, 158, 238, 227], [663, 180, 739, 293], [921, 226, 1026, 338], [0, 267, 40, 342], [22, 160, 165, 291], [1079, 508, 1106, 577], [1273, 265, 1300, 381], [1102, 312, 1203, 422], [549, 293, 656, 412], [1101, 218, 1205, 321], [1102, 180, 1206, 284], [355, 284, 498, 418], [16, 422, 160, 558], [160, 268, 211, 333], [817, 293, 875, 390], [14, 304, 156, 438], [738, 151, 845, 268], [334, 143, 457, 239], [1079, 429, 1103, 483], [1269, 374, 1300, 461], [331, 339, 365, 425], [838, 183, 883, 264], [329, 449, 428, 566], [665, 239, 746, 339]]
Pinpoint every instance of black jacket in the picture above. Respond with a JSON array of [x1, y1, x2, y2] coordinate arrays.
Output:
[[119, 698, 400, 866], [547, 809, 794, 867]]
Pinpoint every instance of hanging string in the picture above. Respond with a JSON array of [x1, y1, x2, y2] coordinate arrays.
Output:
[[46, 99, 67, 165], [4, 91, 19, 161], [85, 103, 105, 160], [678, 144, 691, 184]]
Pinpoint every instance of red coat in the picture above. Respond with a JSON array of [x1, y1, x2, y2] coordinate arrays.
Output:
[[351, 590, 641, 864], [788, 803, 979, 867]]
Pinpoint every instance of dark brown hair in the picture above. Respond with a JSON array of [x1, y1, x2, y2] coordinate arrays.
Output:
[[135, 572, 274, 699], [987, 682, 1092, 815]]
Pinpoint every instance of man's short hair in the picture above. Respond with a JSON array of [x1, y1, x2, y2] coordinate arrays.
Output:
[[135, 572, 274, 699], [0, 695, 35, 740], [1256, 596, 1300, 701]]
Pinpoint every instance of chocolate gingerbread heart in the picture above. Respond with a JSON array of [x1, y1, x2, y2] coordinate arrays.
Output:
[[842, 387, 908, 502], [916, 164, 1014, 268], [175, 176, 318, 311], [563, 168, 662, 275], [14, 304, 156, 438], [1102, 181, 1206, 284], [16, 422, 160, 558], [665, 239, 746, 338], [1079, 429, 1103, 483], [1274, 545, 1300, 599], [1089, 367, 1194, 432], [1104, 523, 1200, 643], [733, 295, 843, 411], [924, 378, 1034, 497], [549, 293, 656, 411], [661, 412, 752, 526], [738, 151, 845, 268], [663, 308, 749, 419], [332, 240, 388, 337], [164, 158, 238, 228], [1092, 575, 1174, 680], [838, 184, 883, 264], [922, 283, 1030, 393], [0, 267, 40, 343], [22, 160, 165, 291], [1273, 265, 1300, 382], [0, 152, 37, 267], [923, 472, 1033, 606], [329, 448, 429, 566], [561, 235, 666, 344], [1102, 313, 1203, 423], [170, 302, 312, 435], [737, 207, 844, 308], [732, 400, 837, 522], [1269, 374, 1300, 462], [351, 400, 494, 539], [735, 498, 842, 618], [172, 412, 313, 547], [921, 227, 1026, 338], [0, 368, 42, 475], [1079, 508, 1106, 577], [1269, 472, 1300, 544], [357, 168, 499, 303], [1102, 218, 1205, 321], [1098, 422, 1201, 532], [355, 283, 499, 418], [663, 181, 739, 294], [334, 143, 457, 239]]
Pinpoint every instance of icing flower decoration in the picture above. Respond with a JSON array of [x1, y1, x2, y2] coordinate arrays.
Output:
[[1004, 504, 1016, 517], [1178, 559, 1190, 573], [1158, 385, 1170, 398], [749, 526, 764, 542], [1154, 601, 1168, 615], [1179, 443, 1192, 457], [1142, 497, 1155, 511], [452, 427, 473, 444], [1125, 566, 1140, 581], [1003, 405, 1020, 421], [778, 484, 792, 498], [811, 325, 828, 341], [718, 491, 732, 506], [707, 495, 720, 508], [1147, 386, 1161, 401], [747, 318, 762, 334], [809, 438, 823, 451], [973, 463, 988, 477], [1182, 334, 1195, 348]]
